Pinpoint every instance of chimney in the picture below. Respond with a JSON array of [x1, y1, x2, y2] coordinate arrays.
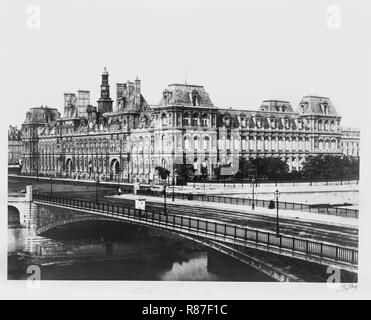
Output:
[[116, 83, 125, 99], [134, 78, 141, 105], [77, 90, 90, 118], [126, 81, 134, 98]]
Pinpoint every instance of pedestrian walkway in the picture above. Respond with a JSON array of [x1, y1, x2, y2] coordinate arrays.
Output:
[[110, 193, 359, 229], [173, 183, 359, 195]]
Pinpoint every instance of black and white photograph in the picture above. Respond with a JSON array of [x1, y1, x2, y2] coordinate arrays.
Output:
[[2, 0, 371, 301]]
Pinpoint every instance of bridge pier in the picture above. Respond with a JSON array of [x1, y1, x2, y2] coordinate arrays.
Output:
[[24, 186, 46, 255]]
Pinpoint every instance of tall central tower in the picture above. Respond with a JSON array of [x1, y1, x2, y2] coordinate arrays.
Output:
[[97, 67, 113, 113]]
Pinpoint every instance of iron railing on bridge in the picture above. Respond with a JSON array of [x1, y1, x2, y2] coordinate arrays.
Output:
[[33, 193, 358, 267], [138, 189, 359, 219]]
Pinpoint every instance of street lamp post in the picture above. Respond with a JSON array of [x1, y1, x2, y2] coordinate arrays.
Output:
[[163, 184, 167, 215], [252, 177, 255, 210], [96, 174, 100, 204], [172, 150, 175, 202], [50, 176, 53, 196], [274, 189, 280, 236]]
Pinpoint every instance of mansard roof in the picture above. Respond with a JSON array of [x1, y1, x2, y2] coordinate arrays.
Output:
[[23, 106, 61, 125], [8, 125, 22, 140], [259, 100, 294, 113], [297, 96, 339, 116], [217, 108, 299, 129], [157, 84, 215, 108]]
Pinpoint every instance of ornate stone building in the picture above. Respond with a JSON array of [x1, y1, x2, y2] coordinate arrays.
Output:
[[341, 128, 360, 157], [8, 125, 23, 165], [21, 68, 346, 183]]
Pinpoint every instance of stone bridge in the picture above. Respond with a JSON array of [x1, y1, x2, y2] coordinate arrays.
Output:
[[8, 193, 28, 226], [15, 186, 358, 282]]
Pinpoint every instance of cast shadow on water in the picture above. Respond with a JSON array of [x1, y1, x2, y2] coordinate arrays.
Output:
[[8, 221, 272, 281]]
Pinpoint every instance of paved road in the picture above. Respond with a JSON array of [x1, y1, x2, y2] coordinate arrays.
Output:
[[11, 177, 357, 248], [45, 188, 358, 248]]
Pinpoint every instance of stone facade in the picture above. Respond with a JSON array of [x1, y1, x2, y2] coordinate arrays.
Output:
[[8, 125, 23, 165], [21, 68, 349, 183], [341, 128, 360, 157]]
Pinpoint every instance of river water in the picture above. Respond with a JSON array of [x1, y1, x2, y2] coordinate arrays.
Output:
[[8, 179, 272, 281]]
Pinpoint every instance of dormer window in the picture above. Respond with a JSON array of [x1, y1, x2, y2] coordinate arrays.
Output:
[[191, 90, 199, 106], [223, 116, 230, 127], [284, 118, 290, 129], [300, 104, 305, 113], [281, 107, 286, 112], [256, 118, 261, 128], [163, 90, 171, 105], [320, 102, 329, 114], [240, 116, 246, 128], [323, 103, 328, 114], [270, 118, 276, 129]]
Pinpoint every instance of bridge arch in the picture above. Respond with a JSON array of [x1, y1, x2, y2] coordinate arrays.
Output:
[[34, 207, 300, 282], [8, 205, 20, 225]]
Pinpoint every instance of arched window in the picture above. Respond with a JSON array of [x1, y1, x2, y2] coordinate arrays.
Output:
[[298, 137, 304, 150], [161, 113, 167, 126], [319, 139, 324, 150], [330, 121, 335, 131], [192, 113, 199, 126], [285, 137, 291, 151], [325, 139, 330, 151], [183, 113, 190, 126], [249, 136, 255, 150], [194, 136, 199, 150], [241, 136, 247, 151], [264, 137, 270, 151], [331, 139, 337, 151], [234, 136, 239, 150], [292, 137, 298, 150], [201, 114, 209, 126], [324, 120, 329, 131], [271, 137, 277, 150], [257, 136, 263, 150], [318, 120, 323, 131], [203, 136, 209, 150]]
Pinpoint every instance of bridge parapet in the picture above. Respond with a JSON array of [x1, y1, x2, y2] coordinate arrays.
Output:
[[33, 193, 358, 273]]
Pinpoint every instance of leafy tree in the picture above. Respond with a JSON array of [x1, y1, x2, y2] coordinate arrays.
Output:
[[301, 155, 360, 182], [155, 166, 170, 181], [200, 165, 208, 182], [174, 164, 195, 181], [213, 166, 221, 181], [236, 157, 253, 179]]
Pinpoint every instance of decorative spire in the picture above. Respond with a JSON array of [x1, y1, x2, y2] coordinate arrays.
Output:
[[102, 67, 109, 76]]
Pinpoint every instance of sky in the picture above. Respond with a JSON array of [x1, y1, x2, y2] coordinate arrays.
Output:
[[4, 0, 369, 128]]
